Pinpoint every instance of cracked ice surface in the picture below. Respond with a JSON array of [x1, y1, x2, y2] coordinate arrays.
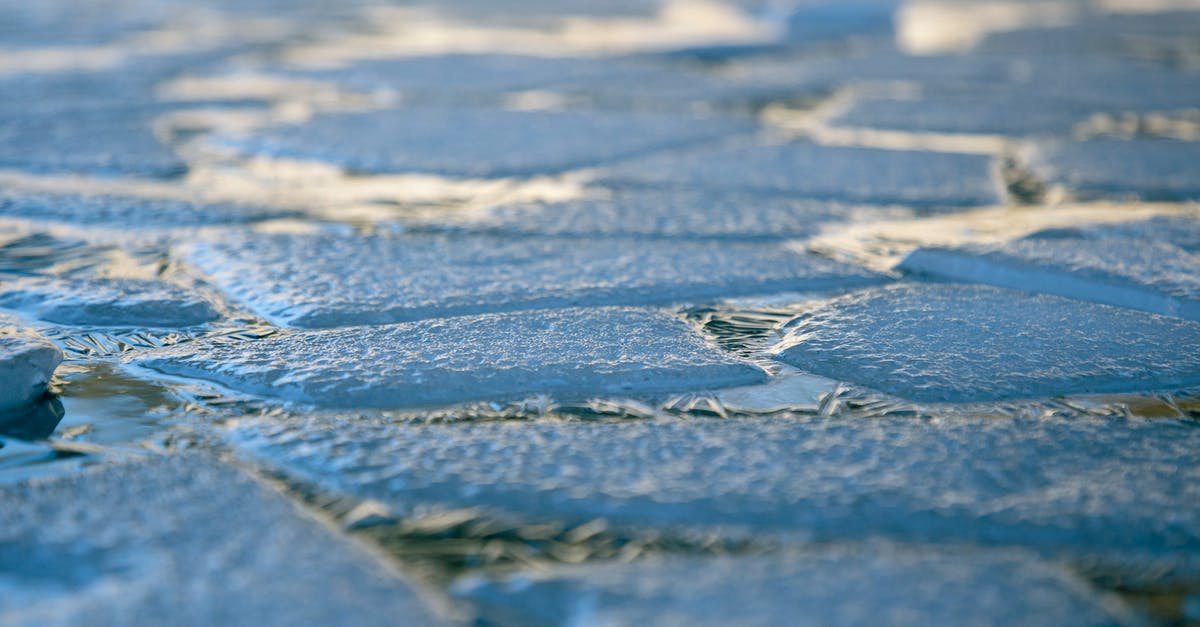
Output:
[[0, 453, 449, 626], [602, 142, 1003, 207], [131, 307, 767, 408], [454, 550, 1139, 627], [180, 232, 886, 328], [775, 283, 1200, 403], [226, 413, 1200, 578], [215, 107, 754, 178], [0, 314, 62, 413], [898, 238, 1200, 321], [0, 278, 220, 327]]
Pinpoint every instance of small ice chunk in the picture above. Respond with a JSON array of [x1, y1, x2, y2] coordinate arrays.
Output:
[[603, 142, 1002, 208], [1023, 138, 1200, 202], [898, 239, 1200, 321], [181, 232, 886, 328], [225, 413, 1200, 577], [217, 107, 753, 178], [0, 453, 449, 626], [775, 283, 1200, 402], [131, 307, 767, 408], [0, 314, 62, 413], [0, 277, 220, 327], [455, 551, 1138, 627]]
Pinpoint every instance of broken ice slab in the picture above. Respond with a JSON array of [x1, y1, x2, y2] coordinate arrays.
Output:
[[0, 453, 450, 626], [181, 232, 887, 328], [226, 413, 1200, 579], [976, 11, 1200, 62], [782, 0, 898, 44], [0, 105, 187, 179], [130, 307, 767, 409], [415, 187, 903, 240], [0, 277, 220, 327], [898, 238, 1200, 321], [1025, 215, 1200, 255], [0, 188, 298, 229], [775, 283, 1200, 403], [215, 106, 753, 178], [1022, 138, 1200, 202], [826, 88, 1098, 137], [0, 1, 168, 48], [0, 314, 62, 414], [454, 550, 1140, 627], [602, 141, 1002, 208]]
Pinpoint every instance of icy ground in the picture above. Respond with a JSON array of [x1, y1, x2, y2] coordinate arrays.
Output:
[[1, 0, 1200, 625]]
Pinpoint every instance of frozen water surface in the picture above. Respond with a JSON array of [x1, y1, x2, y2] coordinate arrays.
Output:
[[0, 453, 449, 626], [455, 550, 1139, 627], [181, 232, 886, 327], [603, 142, 1002, 207], [775, 283, 1200, 403], [217, 107, 754, 178], [0, 278, 220, 327], [131, 307, 767, 408], [899, 239, 1200, 321], [227, 414, 1200, 576], [1023, 139, 1200, 202], [0, 315, 62, 414]]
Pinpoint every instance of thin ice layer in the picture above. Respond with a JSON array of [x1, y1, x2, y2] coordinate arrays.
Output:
[[226, 414, 1200, 578], [216, 107, 753, 178], [775, 283, 1200, 402], [455, 550, 1138, 627], [0, 453, 449, 626], [0, 315, 62, 413], [602, 141, 1002, 207], [182, 232, 886, 327], [0, 277, 220, 327], [131, 307, 767, 408], [898, 239, 1200, 321], [1022, 138, 1200, 202]]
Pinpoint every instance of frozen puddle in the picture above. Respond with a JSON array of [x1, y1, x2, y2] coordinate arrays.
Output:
[[413, 187, 902, 241], [602, 141, 1003, 208], [130, 307, 767, 409], [0, 188, 298, 229], [181, 232, 886, 328], [455, 550, 1139, 627], [0, 453, 449, 626], [899, 238, 1200, 321], [226, 414, 1200, 578], [0, 315, 62, 414], [775, 283, 1200, 403], [1022, 138, 1200, 202], [215, 107, 753, 178], [0, 278, 220, 328]]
